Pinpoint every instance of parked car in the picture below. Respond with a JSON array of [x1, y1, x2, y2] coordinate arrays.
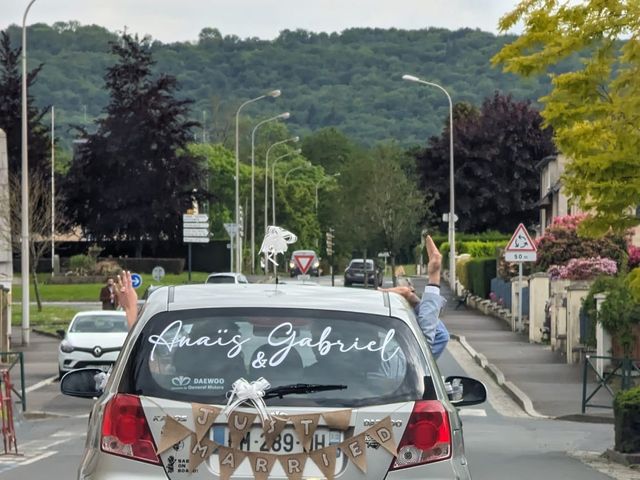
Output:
[[61, 284, 486, 479], [344, 258, 383, 287], [205, 272, 249, 284], [57, 311, 128, 379], [288, 250, 321, 277]]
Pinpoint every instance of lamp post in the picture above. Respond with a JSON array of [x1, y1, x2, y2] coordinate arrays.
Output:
[[250, 112, 290, 274], [284, 162, 312, 184], [402, 74, 456, 289], [235, 89, 280, 273], [315, 173, 341, 214], [271, 149, 301, 226], [21, 0, 37, 346], [264, 136, 299, 232]]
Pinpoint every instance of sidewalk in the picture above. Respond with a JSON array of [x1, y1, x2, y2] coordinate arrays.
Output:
[[411, 276, 612, 421]]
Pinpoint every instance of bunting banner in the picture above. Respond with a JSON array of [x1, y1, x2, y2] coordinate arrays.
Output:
[[152, 399, 397, 480]]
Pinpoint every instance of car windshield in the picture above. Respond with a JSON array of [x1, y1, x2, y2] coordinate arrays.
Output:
[[350, 260, 374, 270], [124, 308, 433, 407], [206, 276, 235, 284], [70, 315, 128, 333]]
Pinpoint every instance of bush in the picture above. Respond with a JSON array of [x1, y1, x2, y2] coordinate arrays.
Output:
[[115, 258, 185, 274], [547, 257, 617, 280], [93, 260, 122, 276], [467, 258, 497, 299], [599, 276, 640, 357], [456, 255, 472, 291], [614, 386, 640, 453], [460, 240, 507, 258], [582, 276, 621, 348], [629, 245, 640, 270], [69, 254, 95, 275]]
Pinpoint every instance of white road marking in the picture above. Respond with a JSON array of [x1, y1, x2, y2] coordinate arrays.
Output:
[[25, 375, 58, 393], [20, 451, 58, 466], [458, 408, 487, 417], [0, 429, 84, 473]]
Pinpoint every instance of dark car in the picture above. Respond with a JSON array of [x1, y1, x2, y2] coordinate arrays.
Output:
[[344, 258, 383, 287], [288, 250, 321, 277]]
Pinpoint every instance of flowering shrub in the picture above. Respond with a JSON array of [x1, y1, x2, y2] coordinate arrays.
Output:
[[547, 257, 617, 280], [628, 245, 640, 270]]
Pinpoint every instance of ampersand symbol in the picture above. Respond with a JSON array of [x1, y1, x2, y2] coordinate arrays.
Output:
[[251, 351, 268, 369]]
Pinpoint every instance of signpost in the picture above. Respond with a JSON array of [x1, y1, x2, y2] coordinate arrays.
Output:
[[326, 228, 335, 286], [184, 214, 210, 282], [292, 251, 315, 281], [504, 223, 537, 332], [131, 273, 142, 289], [152, 266, 165, 282], [224, 223, 238, 272]]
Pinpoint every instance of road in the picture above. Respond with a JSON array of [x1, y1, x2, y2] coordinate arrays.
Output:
[[0, 277, 630, 479]]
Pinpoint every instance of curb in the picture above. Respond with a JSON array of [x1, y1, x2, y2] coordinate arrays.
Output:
[[32, 328, 61, 339], [451, 333, 548, 419]]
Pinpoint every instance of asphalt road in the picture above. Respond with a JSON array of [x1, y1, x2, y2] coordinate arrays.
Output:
[[0, 278, 632, 479]]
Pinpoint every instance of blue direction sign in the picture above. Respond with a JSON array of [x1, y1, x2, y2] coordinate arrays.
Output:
[[131, 273, 143, 289]]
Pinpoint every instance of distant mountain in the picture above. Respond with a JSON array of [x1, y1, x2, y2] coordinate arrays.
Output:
[[4, 22, 568, 148]]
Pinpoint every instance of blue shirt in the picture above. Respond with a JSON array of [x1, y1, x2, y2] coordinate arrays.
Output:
[[415, 286, 449, 359]]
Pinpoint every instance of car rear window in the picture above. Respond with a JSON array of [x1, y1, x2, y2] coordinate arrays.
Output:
[[71, 315, 128, 333], [123, 308, 434, 407], [206, 277, 235, 284]]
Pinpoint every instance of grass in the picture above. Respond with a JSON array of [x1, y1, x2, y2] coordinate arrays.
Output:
[[11, 271, 210, 302], [11, 304, 83, 335]]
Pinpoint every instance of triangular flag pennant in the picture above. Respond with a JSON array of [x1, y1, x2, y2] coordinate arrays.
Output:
[[262, 415, 289, 450], [188, 434, 218, 472], [309, 446, 338, 480], [278, 452, 308, 480], [228, 411, 257, 448], [192, 404, 221, 442], [289, 414, 321, 452], [157, 415, 192, 455], [367, 416, 397, 457], [322, 409, 352, 430], [340, 432, 367, 473], [218, 446, 247, 480], [247, 451, 278, 480]]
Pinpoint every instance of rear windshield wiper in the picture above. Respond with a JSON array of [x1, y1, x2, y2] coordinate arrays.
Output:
[[263, 383, 347, 399]]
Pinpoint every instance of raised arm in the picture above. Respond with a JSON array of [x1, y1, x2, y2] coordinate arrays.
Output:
[[115, 270, 138, 329]]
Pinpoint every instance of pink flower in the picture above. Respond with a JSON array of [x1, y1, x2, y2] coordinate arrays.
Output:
[[547, 257, 617, 280]]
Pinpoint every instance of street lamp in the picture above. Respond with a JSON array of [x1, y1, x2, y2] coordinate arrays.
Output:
[[21, 0, 37, 346], [250, 111, 290, 274], [284, 162, 312, 184], [235, 89, 280, 273], [264, 136, 299, 234], [403, 73, 456, 290], [271, 149, 302, 225], [315, 173, 341, 214]]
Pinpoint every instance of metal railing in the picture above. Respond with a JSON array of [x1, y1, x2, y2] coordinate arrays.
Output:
[[0, 353, 25, 413], [581, 355, 640, 413]]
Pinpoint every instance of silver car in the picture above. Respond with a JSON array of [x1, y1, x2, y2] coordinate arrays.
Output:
[[61, 284, 485, 479]]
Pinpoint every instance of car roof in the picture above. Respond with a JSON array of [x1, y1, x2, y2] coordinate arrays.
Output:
[[73, 310, 126, 317], [143, 284, 411, 319], [207, 272, 241, 277], [291, 250, 317, 255]]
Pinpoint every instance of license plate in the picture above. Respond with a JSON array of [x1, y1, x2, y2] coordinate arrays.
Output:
[[210, 426, 343, 454]]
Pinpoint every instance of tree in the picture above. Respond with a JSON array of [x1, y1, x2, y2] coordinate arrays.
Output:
[[414, 93, 555, 233], [301, 127, 359, 175], [63, 35, 205, 255], [0, 30, 51, 194], [492, 0, 640, 235]]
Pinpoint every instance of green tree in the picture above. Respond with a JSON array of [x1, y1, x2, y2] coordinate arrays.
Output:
[[492, 0, 640, 235], [63, 35, 204, 256]]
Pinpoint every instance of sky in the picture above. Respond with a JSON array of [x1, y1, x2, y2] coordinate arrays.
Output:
[[3, 0, 522, 43]]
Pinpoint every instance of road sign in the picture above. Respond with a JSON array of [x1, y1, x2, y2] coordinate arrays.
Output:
[[224, 223, 238, 236], [442, 213, 459, 223], [183, 228, 209, 237], [292, 252, 315, 275], [131, 273, 142, 289], [378, 251, 390, 258], [183, 214, 209, 223], [183, 237, 210, 243], [505, 223, 537, 262], [297, 274, 311, 281], [152, 266, 165, 282]]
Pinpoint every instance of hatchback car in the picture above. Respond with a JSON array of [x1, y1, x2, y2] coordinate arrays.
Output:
[[205, 272, 249, 284], [61, 284, 485, 479], [57, 311, 128, 379], [344, 258, 383, 287]]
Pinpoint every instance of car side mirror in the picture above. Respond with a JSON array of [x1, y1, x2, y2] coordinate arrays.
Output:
[[444, 375, 487, 407], [60, 368, 105, 399], [56, 329, 65, 339]]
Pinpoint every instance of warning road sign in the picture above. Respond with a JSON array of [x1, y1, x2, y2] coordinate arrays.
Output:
[[505, 223, 537, 262], [292, 252, 315, 275]]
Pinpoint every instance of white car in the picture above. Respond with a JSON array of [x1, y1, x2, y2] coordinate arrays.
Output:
[[61, 284, 486, 479], [58, 311, 128, 379], [205, 272, 249, 284]]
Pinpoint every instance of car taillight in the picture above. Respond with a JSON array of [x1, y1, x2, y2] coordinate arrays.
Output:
[[101, 394, 160, 465], [390, 400, 452, 470]]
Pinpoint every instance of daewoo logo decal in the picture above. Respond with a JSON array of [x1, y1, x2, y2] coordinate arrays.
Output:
[[171, 376, 191, 387]]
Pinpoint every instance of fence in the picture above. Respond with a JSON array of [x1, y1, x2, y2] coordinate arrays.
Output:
[[490, 277, 512, 310], [581, 355, 640, 413]]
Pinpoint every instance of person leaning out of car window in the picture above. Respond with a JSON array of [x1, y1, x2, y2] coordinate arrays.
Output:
[[380, 235, 449, 359]]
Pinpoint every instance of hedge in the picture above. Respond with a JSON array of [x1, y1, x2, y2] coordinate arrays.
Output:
[[112, 258, 185, 274], [614, 386, 640, 453], [456, 256, 472, 291], [466, 257, 497, 299]]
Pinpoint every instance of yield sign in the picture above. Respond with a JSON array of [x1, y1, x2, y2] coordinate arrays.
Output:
[[292, 253, 315, 275], [506, 223, 537, 252]]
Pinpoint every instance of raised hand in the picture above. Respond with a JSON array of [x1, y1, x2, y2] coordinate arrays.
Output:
[[425, 235, 442, 285], [115, 270, 138, 329]]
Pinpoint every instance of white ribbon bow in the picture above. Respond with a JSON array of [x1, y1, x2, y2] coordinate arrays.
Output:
[[222, 377, 272, 424]]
